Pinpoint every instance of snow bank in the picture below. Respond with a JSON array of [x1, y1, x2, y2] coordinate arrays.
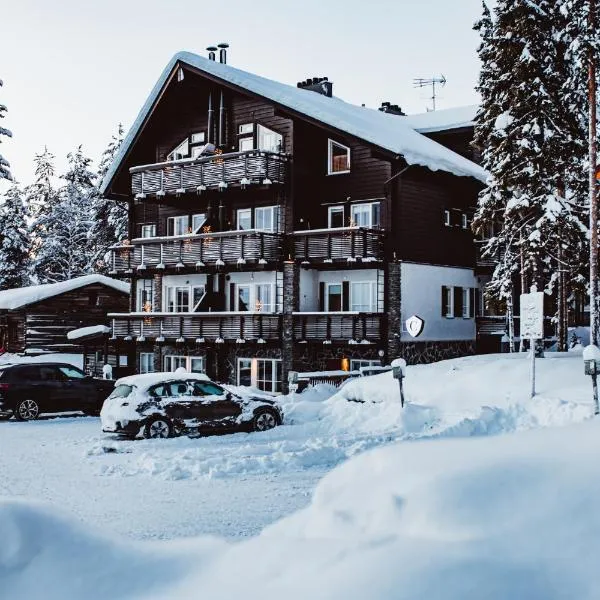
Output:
[[7, 419, 600, 599]]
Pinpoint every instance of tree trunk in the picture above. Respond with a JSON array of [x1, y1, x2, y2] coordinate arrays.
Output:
[[507, 286, 515, 353]]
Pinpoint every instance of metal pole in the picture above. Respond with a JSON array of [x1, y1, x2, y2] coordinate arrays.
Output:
[[530, 339, 536, 399], [589, 0, 598, 346], [593, 372, 599, 415], [398, 376, 405, 408]]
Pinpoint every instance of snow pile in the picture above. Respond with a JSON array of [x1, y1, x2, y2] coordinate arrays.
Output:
[[0, 352, 84, 369], [6, 419, 600, 599], [66, 324, 110, 340]]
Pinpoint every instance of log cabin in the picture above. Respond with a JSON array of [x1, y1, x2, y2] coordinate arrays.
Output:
[[100, 47, 490, 393]]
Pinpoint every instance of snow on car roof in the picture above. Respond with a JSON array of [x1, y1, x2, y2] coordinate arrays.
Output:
[[101, 52, 486, 195], [115, 372, 210, 389], [0, 275, 130, 311]]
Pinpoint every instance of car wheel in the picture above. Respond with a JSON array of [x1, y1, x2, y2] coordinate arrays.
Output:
[[143, 417, 173, 439], [15, 399, 40, 421], [253, 409, 278, 432]]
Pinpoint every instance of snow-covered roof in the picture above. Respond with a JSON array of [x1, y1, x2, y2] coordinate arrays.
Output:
[[115, 372, 210, 389], [0, 275, 130, 311], [401, 105, 478, 134], [67, 325, 111, 341], [101, 52, 486, 194]]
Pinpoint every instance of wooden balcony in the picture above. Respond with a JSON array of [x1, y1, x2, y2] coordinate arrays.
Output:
[[293, 228, 384, 265], [292, 312, 384, 343], [131, 150, 288, 197], [109, 230, 282, 274], [109, 312, 282, 343]]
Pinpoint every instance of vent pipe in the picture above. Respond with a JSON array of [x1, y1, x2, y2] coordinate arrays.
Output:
[[218, 91, 225, 147], [207, 93, 214, 144], [207, 46, 218, 61], [218, 43, 229, 64]]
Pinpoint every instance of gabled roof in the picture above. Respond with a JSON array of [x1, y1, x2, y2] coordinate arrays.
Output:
[[402, 105, 478, 134], [101, 51, 487, 195], [0, 275, 130, 311]]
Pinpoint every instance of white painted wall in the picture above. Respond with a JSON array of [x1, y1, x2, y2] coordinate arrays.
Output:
[[400, 262, 477, 342]]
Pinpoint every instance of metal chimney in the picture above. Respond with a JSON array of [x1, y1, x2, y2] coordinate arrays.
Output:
[[207, 46, 218, 61], [218, 43, 229, 64]]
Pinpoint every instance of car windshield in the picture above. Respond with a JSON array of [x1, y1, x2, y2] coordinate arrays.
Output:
[[110, 384, 133, 399]]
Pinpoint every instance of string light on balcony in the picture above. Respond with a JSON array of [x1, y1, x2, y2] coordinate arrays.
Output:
[[176, 336, 185, 344], [262, 178, 272, 187], [124, 335, 133, 342], [215, 337, 225, 344], [218, 180, 228, 191], [240, 177, 250, 190], [156, 190, 166, 198], [215, 258, 225, 268], [135, 193, 147, 200], [257, 338, 266, 344], [236, 338, 246, 344], [195, 260, 205, 269], [196, 184, 207, 194], [323, 339, 332, 345], [195, 337, 205, 345], [237, 257, 247, 266], [176, 187, 185, 197]]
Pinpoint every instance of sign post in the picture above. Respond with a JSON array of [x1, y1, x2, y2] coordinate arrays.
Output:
[[520, 287, 544, 398]]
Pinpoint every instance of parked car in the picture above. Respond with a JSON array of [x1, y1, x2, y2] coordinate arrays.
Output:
[[100, 372, 284, 439], [0, 362, 115, 421]]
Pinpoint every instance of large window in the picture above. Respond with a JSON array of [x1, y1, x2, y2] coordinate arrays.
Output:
[[140, 224, 156, 238], [328, 139, 351, 174], [192, 214, 206, 233], [255, 284, 274, 312], [350, 359, 381, 372], [257, 124, 283, 152], [167, 138, 189, 161], [328, 206, 345, 228], [236, 285, 251, 311], [164, 355, 205, 373], [167, 132, 205, 161], [326, 283, 343, 311], [351, 202, 380, 228], [167, 215, 189, 237], [237, 209, 252, 230], [136, 279, 155, 312], [140, 353, 154, 374], [351, 282, 377, 312], [255, 206, 279, 232], [232, 283, 276, 312], [165, 285, 205, 312], [237, 358, 282, 393], [441, 286, 476, 319]]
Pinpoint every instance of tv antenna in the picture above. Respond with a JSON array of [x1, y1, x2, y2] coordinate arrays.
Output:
[[413, 75, 447, 112]]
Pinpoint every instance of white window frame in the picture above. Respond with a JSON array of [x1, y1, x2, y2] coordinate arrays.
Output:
[[167, 138, 189, 161], [239, 123, 254, 135], [237, 358, 282, 394], [444, 286, 454, 319], [350, 359, 381, 371], [350, 202, 380, 228], [255, 206, 279, 233], [136, 279, 155, 312], [257, 124, 283, 152], [255, 283, 275, 313], [462, 213, 469, 229], [325, 282, 344, 312], [141, 224, 156, 238], [165, 286, 189, 313], [164, 355, 205, 373], [350, 281, 377, 312], [168, 215, 189, 237], [192, 213, 206, 233], [328, 206, 345, 228], [237, 208, 252, 230], [462, 287, 471, 319], [190, 132, 205, 144], [139, 353, 154, 374], [236, 284, 252, 311], [444, 210, 451, 227], [327, 139, 351, 175], [237, 358, 253, 387]]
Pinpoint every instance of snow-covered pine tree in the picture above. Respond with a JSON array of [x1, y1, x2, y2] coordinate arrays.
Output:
[[89, 124, 127, 272], [0, 78, 13, 182], [33, 146, 96, 283], [0, 185, 30, 289]]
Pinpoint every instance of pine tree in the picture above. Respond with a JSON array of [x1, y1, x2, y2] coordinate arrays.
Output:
[[0, 78, 12, 182], [90, 124, 127, 272], [33, 146, 96, 282], [0, 185, 30, 289]]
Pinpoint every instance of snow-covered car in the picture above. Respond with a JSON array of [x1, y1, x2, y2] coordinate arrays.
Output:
[[100, 372, 283, 439]]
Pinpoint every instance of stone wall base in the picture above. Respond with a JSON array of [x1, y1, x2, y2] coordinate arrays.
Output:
[[397, 340, 476, 365]]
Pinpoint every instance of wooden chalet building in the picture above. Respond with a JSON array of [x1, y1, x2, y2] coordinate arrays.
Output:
[[100, 48, 488, 393], [0, 275, 130, 364]]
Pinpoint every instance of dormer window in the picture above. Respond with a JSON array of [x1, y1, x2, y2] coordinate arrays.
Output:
[[328, 140, 351, 175], [166, 132, 206, 161], [237, 123, 283, 153], [167, 138, 189, 161]]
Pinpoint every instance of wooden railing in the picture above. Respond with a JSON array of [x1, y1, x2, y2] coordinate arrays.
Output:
[[292, 312, 384, 343], [109, 313, 282, 342], [130, 150, 288, 196], [109, 230, 282, 274], [293, 227, 384, 264]]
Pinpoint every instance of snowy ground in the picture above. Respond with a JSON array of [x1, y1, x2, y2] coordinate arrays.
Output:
[[1, 351, 597, 598]]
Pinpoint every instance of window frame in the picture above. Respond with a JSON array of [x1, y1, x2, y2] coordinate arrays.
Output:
[[237, 208, 252, 231], [255, 206, 279, 233], [328, 205, 345, 228], [444, 210, 451, 227], [327, 139, 351, 175], [164, 355, 205, 373], [350, 281, 377, 312], [350, 201, 380, 228], [237, 358, 282, 394], [139, 352, 154, 374], [167, 215, 189, 237], [349, 359, 381, 372], [442, 286, 454, 319], [462, 288, 470, 319], [325, 282, 343, 312], [140, 224, 156, 238], [136, 279, 155, 312], [192, 213, 206, 234], [256, 124, 283, 152]]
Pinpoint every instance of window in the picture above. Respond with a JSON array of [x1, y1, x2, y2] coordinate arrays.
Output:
[[444, 210, 451, 227], [140, 353, 154, 374], [328, 139, 351, 174], [165, 286, 190, 313], [328, 206, 345, 228], [88, 291, 99, 307], [351, 282, 377, 312], [191, 132, 205, 144], [350, 359, 381, 371], [137, 279, 154, 312], [58, 366, 86, 379], [192, 214, 206, 233], [191, 380, 225, 397], [255, 206, 279, 232], [167, 215, 189, 237], [256, 359, 282, 393], [351, 202, 380, 228], [441, 286, 454, 318], [462, 288, 470, 318], [236, 285, 251, 311], [141, 224, 156, 238], [167, 138, 189, 161], [257, 124, 282, 152], [192, 286, 206, 312], [255, 284, 274, 312], [237, 209, 252, 230], [239, 137, 254, 152], [327, 283, 343, 311], [164, 355, 205, 373], [237, 359, 252, 387], [462, 213, 469, 229], [239, 123, 253, 135]]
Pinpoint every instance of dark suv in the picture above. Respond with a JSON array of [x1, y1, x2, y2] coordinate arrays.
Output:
[[0, 363, 115, 421]]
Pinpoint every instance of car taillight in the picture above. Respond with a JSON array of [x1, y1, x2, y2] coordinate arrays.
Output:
[[0, 383, 10, 392]]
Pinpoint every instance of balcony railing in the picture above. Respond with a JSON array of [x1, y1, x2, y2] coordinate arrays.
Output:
[[475, 239, 497, 268], [109, 312, 282, 343], [109, 230, 282, 274], [293, 227, 384, 264], [130, 150, 288, 197], [292, 312, 384, 343]]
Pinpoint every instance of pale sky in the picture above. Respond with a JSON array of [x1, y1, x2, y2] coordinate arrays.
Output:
[[1, 0, 489, 188]]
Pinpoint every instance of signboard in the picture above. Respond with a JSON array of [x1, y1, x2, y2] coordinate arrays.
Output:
[[520, 292, 544, 339], [405, 315, 425, 338]]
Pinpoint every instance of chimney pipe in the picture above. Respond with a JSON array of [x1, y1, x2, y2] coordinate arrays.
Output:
[[218, 42, 229, 64], [207, 93, 214, 144], [207, 46, 218, 61]]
